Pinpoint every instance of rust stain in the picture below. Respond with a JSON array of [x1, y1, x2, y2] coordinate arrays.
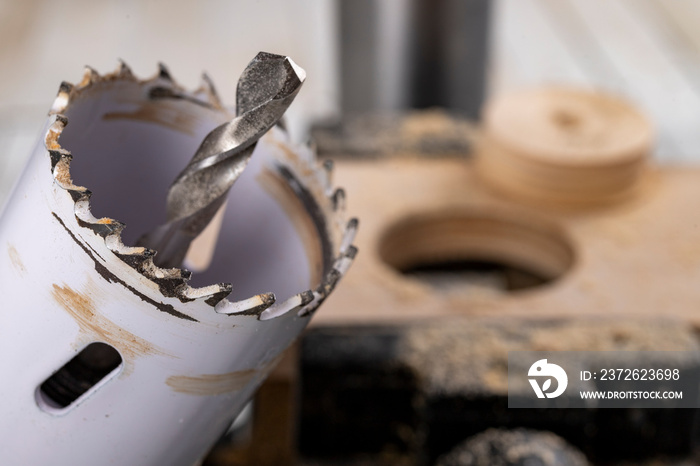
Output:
[[78, 70, 93, 88], [270, 138, 315, 179], [103, 101, 198, 136], [7, 244, 25, 275], [166, 369, 258, 396], [167, 347, 288, 396], [53, 157, 75, 187], [45, 127, 61, 150], [52, 282, 167, 371]]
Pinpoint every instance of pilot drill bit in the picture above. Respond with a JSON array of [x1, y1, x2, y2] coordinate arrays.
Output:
[[139, 52, 306, 268]]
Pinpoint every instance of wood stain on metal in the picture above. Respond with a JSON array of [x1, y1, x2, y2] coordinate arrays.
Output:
[[51, 281, 166, 362]]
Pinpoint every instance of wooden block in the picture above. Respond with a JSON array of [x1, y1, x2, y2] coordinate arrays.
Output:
[[316, 157, 700, 327], [314, 88, 700, 328], [477, 87, 651, 206]]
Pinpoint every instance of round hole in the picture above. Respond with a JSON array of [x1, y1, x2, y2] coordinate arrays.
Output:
[[378, 210, 574, 294]]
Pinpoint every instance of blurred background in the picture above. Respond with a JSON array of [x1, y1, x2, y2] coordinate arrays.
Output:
[[4, 1, 700, 465], [4, 0, 700, 198]]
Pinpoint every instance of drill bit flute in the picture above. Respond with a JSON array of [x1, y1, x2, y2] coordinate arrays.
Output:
[[139, 52, 306, 268]]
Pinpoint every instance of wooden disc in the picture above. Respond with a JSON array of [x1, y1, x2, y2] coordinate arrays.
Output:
[[476, 87, 653, 206]]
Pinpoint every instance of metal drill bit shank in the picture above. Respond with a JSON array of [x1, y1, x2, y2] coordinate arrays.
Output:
[[140, 52, 306, 268]]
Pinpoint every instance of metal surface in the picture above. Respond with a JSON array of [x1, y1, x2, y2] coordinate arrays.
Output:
[[339, 0, 490, 117], [140, 52, 306, 268], [0, 61, 356, 465]]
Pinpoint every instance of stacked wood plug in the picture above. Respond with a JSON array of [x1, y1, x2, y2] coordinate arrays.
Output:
[[475, 87, 653, 207]]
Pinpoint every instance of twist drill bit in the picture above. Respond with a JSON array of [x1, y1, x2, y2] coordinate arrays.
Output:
[[139, 52, 306, 268]]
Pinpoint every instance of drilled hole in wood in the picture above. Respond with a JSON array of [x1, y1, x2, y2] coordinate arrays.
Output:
[[378, 210, 574, 293], [402, 260, 547, 292], [37, 342, 122, 412]]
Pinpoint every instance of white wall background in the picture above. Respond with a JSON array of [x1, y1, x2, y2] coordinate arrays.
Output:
[[0, 0, 339, 137]]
